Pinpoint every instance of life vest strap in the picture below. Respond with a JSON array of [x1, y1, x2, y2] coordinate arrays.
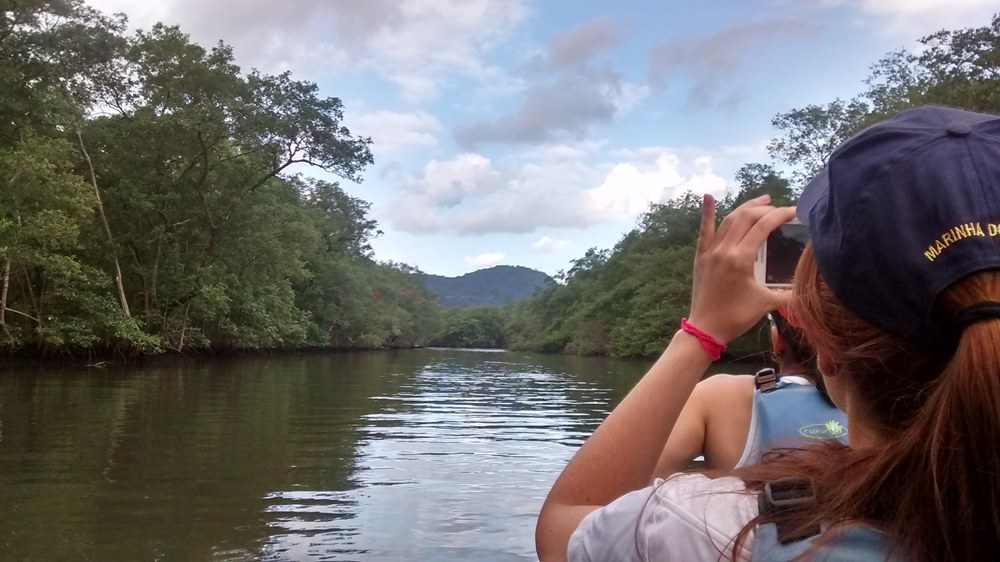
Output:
[[758, 477, 821, 544], [754, 367, 779, 392]]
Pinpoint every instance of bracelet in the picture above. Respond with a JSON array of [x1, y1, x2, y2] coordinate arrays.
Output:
[[680, 318, 726, 361]]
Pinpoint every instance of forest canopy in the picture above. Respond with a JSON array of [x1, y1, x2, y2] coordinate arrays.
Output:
[[0, 1, 439, 354]]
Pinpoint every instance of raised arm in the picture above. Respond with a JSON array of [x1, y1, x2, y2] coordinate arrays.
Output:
[[535, 194, 794, 562]]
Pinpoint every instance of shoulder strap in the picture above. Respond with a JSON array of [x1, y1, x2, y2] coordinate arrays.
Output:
[[757, 477, 820, 544], [755, 367, 780, 392]]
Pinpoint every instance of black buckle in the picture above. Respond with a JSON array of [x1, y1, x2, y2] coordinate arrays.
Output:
[[761, 477, 815, 511], [758, 477, 820, 544], [755, 367, 779, 392]]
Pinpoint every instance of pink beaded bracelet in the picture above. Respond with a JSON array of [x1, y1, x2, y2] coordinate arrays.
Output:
[[680, 318, 726, 361]]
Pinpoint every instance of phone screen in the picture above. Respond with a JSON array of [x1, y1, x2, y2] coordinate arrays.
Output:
[[765, 222, 810, 286]]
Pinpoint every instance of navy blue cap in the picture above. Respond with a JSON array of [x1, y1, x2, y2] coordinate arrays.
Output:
[[796, 105, 1000, 345]]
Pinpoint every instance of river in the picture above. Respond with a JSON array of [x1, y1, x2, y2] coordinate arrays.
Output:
[[0, 348, 755, 561]]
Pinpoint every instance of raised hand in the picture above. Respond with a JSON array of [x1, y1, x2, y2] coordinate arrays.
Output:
[[687, 194, 796, 344]]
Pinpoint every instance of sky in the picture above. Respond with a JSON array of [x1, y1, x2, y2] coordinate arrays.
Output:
[[85, 0, 998, 278]]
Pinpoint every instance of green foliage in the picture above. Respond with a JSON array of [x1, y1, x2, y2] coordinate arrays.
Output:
[[0, 4, 438, 355], [767, 99, 872, 185], [506, 193, 708, 358], [429, 306, 507, 348], [722, 163, 797, 208]]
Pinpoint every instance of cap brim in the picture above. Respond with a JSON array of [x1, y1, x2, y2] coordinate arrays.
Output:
[[797, 167, 829, 225]]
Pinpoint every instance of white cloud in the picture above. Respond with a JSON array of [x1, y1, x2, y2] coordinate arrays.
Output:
[[520, 141, 607, 162], [386, 149, 730, 235], [608, 141, 770, 178], [351, 0, 530, 102], [350, 110, 441, 157], [854, 0, 995, 25], [86, 0, 528, 102], [420, 154, 503, 206], [532, 236, 570, 252], [605, 81, 652, 114], [87, 0, 170, 26], [465, 252, 505, 267], [585, 153, 727, 221], [387, 153, 506, 232], [814, 0, 996, 35]]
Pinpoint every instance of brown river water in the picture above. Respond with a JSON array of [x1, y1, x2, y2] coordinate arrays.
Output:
[[0, 348, 754, 561]]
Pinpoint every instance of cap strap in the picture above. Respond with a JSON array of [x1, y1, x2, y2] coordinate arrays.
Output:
[[953, 301, 1000, 332]]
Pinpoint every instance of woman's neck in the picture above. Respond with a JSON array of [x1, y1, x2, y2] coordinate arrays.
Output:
[[778, 362, 814, 380]]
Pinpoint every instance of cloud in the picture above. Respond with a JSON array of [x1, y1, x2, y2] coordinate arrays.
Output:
[[532, 237, 570, 252], [88, 0, 354, 68], [465, 252, 505, 268], [847, 0, 997, 33], [350, 110, 441, 157], [585, 154, 727, 221], [540, 16, 628, 69], [521, 141, 607, 162], [608, 140, 770, 173], [86, 0, 528, 102], [649, 19, 821, 109], [454, 74, 619, 148], [387, 150, 729, 235], [453, 15, 646, 149], [387, 154, 505, 233]]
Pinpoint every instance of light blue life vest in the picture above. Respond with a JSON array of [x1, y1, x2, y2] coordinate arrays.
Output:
[[736, 369, 849, 467]]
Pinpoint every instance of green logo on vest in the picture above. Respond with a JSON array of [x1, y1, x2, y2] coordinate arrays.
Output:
[[799, 420, 847, 439]]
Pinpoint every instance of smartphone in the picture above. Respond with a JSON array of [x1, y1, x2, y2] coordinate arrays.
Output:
[[754, 221, 809, 288]]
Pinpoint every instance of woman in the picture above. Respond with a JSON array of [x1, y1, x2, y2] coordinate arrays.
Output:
[[535, 105, 1000, 561], [651, 308, 845, 476]]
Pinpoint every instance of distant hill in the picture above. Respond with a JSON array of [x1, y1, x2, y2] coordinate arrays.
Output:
[[421, 266, 556, 308]]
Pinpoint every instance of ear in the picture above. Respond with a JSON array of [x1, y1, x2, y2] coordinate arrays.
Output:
[[770, 325, 784, 355]]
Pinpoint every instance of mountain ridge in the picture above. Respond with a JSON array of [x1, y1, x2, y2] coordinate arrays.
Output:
[[421, 265, 556, 308]]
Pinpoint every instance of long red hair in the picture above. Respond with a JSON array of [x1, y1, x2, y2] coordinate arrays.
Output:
[[729, 244, 1000, 560]]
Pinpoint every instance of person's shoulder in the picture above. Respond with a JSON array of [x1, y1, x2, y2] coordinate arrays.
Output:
[[694, 373, 755, 401], [640, 475, 757, 560], [569, 475, 757, 562], [700, 373, 756, 387]]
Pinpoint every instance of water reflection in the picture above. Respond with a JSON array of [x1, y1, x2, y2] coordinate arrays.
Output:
[[260, 349, 639, 561], [0, 350, 753, 561]]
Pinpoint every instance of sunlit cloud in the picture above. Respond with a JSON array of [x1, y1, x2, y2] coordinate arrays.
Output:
[[531, 237, 570, 252], [350, 110, 441, 157], [464, 252, 505, 268], [85, 0, 529, 102], [387, 149, 730, 235]]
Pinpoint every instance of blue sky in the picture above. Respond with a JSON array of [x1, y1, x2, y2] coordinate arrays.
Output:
[[87, 0, 997, 277]]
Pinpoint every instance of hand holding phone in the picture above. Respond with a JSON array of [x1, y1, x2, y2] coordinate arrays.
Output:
[[754, 221, 809, 288]]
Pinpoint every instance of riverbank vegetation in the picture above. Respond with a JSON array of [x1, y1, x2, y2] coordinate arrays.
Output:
[[1, 1, 439, 355], [2, 3, 997, 359]]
